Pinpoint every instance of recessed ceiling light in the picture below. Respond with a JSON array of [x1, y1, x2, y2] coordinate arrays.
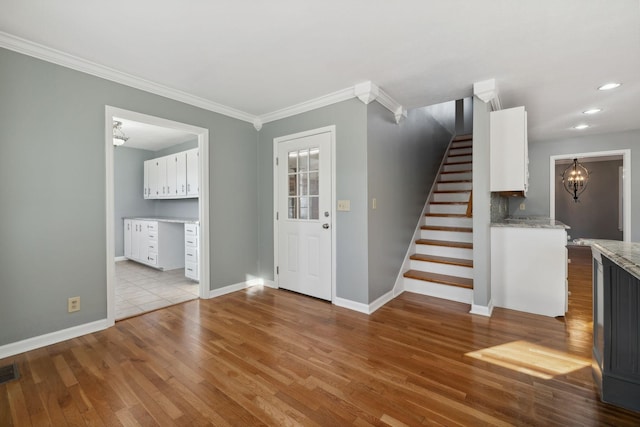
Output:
[[573, 124, 589, 130], [598, 83, 621, 90], [583, 108, 602, 115]]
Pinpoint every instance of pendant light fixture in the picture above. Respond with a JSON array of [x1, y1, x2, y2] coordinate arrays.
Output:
[[113, 121, 129, 146], [561, 158, 590, 202]]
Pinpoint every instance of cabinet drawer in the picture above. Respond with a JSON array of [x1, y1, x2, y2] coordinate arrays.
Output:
[[147, 252, 158, 266], [185, 262, 198, 279], [147, 231, 158, 241], [185, 246, 198, 262], [185, 236, 198, 248], [146, 221, 158, 232], [185, 224, 198, 236], [148, 242, 158, 253]]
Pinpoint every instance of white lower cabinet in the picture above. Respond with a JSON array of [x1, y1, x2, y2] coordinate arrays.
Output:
[[185, 223, 199, 280], [124, 219, 184, 270]]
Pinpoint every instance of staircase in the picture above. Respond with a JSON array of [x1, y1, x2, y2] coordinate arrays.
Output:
[[402, 134, 474, 304]]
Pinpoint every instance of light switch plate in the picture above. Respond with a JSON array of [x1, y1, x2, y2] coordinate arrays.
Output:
[[337, 200, 351, 211]]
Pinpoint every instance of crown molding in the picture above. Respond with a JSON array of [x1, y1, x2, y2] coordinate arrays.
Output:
[[258, 86, 355, 125], [0, 31, 407, 129], [473, 78, 502, 111], [0, 31, 256, 124]]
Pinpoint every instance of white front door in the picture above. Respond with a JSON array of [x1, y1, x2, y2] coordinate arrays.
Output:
[[276, 129, 333, 300]]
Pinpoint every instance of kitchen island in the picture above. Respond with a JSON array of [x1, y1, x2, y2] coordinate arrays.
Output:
[[491, 217, 570, 317], [591, 240, 640, 413]]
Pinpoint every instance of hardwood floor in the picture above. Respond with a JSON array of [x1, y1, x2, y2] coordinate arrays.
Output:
[[2, 250, 640, 426]]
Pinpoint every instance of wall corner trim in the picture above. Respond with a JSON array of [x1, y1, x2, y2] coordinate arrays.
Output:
[[333, 290, 396, 315], [0, 319, 111, 360], [469, 301, 494, 317]]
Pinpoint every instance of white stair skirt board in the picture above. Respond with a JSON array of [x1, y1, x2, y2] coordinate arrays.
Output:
[[408, 259, 473, 278], [0, 319, 111, 360], [470, 301, 494, 317], [403, 278, 473, 304], [420, 229, 473, 243]]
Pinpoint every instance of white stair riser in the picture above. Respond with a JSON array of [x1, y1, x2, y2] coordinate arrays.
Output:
[[440, 172, 472, 181], [409, 260, 474, 278], [420, 229, 473, 242], [449, 147, 472, 156], [424, 216, 473, 227], [437, 182, 472, 191], [416, 245, 473, 259], [443, 163, 472, 172], [451, 142, 472, 149], [428, 204, 468, 215], [432, 192, 470, 202], [447, 154, 472, 163], [403, 279, 473, 304]]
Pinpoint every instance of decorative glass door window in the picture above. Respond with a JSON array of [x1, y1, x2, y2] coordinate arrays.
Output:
[[288, 147, 319, 220]]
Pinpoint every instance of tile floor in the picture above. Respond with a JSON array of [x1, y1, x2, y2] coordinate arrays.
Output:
[[115, 260, 199, 320]]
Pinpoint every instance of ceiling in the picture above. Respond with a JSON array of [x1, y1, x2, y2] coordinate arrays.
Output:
[[1, 0, 639, 142], [114, 118, 196, 151]]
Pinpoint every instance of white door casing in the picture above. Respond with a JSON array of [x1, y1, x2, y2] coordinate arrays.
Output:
[[274, 127, 335, 301]]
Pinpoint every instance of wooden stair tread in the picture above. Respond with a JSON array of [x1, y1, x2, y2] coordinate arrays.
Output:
[[416, 239, 473, 249], [410, 254, 473, 268], [430, 201, 468, 205], [425, 213, 469, 218], [433, 190, 471, 194], [444, 161, 472, 166], [448, 153, 472, 157], [438, 179, 472, 184], [453, 135, 473, 141], [403, 270, 473, 289], [421, 225, 472, 232]]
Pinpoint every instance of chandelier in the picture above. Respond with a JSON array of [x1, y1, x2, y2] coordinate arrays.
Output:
[[561, 158, 589, 202], [113, 121, 129, 146]]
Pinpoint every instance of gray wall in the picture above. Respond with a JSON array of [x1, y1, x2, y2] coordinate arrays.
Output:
[[472, 97, 492, 307], [0, 47, 258, 345], [509, 129, 640, 242], [114, 146, 156, 256], [555, 159, 623, 241], [257, 99, 369, 303], [367, 102, 451, 302]]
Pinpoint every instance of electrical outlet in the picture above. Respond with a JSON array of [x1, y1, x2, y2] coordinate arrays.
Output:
[[372, 198, 377, 210], [68, 296, 80, 313], [519, 202, 526, 210]]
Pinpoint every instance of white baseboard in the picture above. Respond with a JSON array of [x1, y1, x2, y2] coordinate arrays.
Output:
[[0, 319, 111, 360], [115, 256, 127, 262], [207, 278, 267, 299], [469, 301, 494, 317], [333, 289, 396, 315], [262, 279, 277, 289]]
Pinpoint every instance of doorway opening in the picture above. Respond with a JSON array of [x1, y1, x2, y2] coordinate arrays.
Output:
[[549, 150, 631, 242], [105, 106, 210, 323]]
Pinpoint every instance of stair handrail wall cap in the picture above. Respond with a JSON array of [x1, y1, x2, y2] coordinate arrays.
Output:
[[473, 78, 502, 111]]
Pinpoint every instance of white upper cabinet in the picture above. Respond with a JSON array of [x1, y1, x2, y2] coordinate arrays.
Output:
[[490, 106, 529, 195], [186, 149, 199, 197], [144, 149, 198, 199]]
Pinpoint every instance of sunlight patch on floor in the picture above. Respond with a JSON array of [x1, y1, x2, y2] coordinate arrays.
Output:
[[465, 340, 591, 379]]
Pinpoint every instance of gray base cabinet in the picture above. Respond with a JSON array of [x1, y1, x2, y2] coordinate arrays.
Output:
[[593, 254, 640, 412]]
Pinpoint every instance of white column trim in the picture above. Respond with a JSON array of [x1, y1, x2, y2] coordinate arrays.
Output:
[[473, 78, 502, 111]]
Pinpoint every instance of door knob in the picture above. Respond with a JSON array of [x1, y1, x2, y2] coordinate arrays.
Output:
[[322, 223, 330, 229]]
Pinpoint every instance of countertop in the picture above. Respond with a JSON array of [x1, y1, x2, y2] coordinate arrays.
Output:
[[590, 240, 640, 280], [124, 216, 199, 224], [491, 217, 570, 229]]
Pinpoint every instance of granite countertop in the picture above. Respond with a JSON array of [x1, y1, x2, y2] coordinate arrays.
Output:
[[124, 216, 199, 224], [590, 240, 640, 280], [491, 217, 570, 229]]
